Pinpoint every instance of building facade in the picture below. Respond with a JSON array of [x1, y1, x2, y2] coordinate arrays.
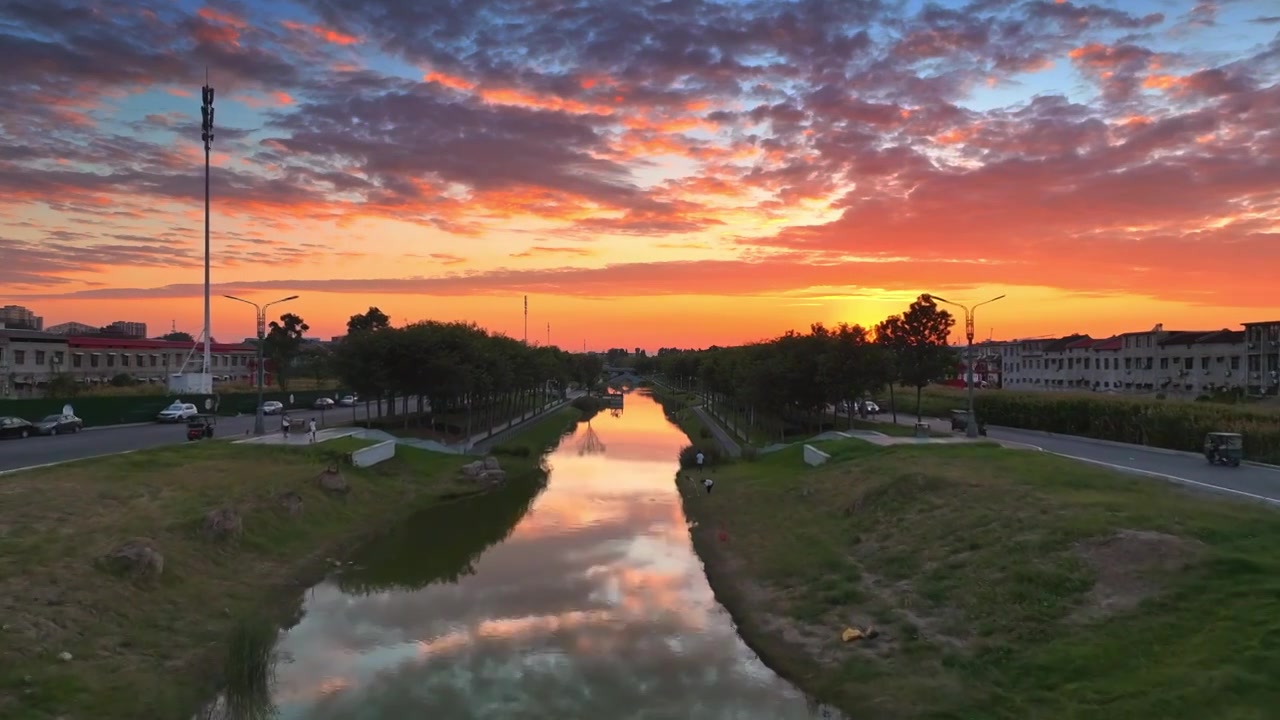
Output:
[[105, 320, 148, 338], [978, 322, 1271, 397], [0, 331, 256, 397], [0, 329, 69, 397], [0, 305, 43, 331]]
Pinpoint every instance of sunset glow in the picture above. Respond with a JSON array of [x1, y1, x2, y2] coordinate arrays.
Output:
[[2, 0, 1278, 347]]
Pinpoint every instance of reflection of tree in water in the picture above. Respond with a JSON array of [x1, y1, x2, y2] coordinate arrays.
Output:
[[333, 476, 547, 596], [576, 420, 607, 456]]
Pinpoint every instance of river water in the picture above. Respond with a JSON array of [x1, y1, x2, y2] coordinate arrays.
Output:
[[238, 391, 844, 719]]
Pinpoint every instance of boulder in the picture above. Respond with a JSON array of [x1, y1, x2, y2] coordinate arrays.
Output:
[[482, 455, 502, 471], [460, 460, 486, 478], [200, 508, 243, 542], [480, 469, 507, 483], [101, 539, 164, 579], [277, 491, 304, 517], [315, 463, 350, 494]]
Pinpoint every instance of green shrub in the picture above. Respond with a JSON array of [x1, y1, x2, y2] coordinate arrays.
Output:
[[699, 427, 713, 439], [678, 443, 722, 469], [491, 444, 532, 457], [973, 392, 1280, 464], [740, 445, 760, 462]]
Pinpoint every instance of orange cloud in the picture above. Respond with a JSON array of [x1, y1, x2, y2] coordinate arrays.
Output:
[[280, 20, 360, 46]]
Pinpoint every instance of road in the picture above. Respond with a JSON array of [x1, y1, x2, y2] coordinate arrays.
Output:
[[871, 413, 1280, 505], [0, 402, 383, 474]]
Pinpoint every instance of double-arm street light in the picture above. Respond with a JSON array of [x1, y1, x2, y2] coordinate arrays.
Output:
[[923, 293, 1005, 438], [222, 294, 299, 435]]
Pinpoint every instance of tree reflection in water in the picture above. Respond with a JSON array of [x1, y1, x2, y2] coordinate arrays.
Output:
[[334, 475, 548, 595]]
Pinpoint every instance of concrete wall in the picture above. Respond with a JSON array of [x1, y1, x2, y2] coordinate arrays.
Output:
[[352, 439, 396, 468], [803, 444, 830, 467]]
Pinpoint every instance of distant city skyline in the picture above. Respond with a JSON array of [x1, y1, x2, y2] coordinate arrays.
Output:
[[2, 0, 1278, 348]]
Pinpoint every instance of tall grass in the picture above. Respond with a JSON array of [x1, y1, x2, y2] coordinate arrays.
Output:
[[216, 615, 280, 720]]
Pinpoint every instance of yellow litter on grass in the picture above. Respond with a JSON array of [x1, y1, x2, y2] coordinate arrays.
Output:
[[841, 627, 863, 642]]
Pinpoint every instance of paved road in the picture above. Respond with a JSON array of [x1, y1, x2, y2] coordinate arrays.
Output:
[[871, 414, 1280, 505], [0, 401, 384, 473]]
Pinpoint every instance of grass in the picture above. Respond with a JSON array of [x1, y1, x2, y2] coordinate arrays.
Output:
[[675, 435, 1280, 719], [0, 425, 560, 720]]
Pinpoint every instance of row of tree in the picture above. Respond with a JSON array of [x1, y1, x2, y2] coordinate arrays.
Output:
[[635, 295, 958, 438], [328, 307, 604, 436]]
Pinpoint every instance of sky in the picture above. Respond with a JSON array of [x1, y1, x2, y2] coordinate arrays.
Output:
[[1, 0, 1278, 349]]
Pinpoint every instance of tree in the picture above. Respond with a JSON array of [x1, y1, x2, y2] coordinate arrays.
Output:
[[161, 331, 194, 342], [875, 295, 955, 421], [263, 313, 309, 391], [347, 306, 391, 335]]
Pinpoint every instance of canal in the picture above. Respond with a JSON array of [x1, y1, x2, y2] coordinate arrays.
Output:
[[230, 391, 844, 719]]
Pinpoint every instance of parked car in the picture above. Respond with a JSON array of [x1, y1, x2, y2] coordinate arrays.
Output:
[[863, 401, 881, 414], [0, 416, 35, 439], [33, 413, 83, 435], [260, 401, 285, 415], [313, 397, 335, 410], [157, 402, 199, 423], [338, 394, 357, 407]]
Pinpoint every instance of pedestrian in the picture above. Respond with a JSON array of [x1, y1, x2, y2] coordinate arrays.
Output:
[[281, 414, 291, 439], [695, 450, 705, 473], [703, 477, 714, 494], [307, 417, 317, 443]]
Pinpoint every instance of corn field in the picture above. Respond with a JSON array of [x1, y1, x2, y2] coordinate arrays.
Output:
[[973, 392, 1280, 464]]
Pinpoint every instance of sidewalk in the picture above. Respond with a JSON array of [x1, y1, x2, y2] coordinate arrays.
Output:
[[468, 391, 583, 453], [234, 427, 362, 445], [691, 405, 742, 458]]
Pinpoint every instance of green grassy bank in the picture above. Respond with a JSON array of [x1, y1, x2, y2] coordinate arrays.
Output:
[[674, 435, 1280, 719], [0, 407, 583, 720]]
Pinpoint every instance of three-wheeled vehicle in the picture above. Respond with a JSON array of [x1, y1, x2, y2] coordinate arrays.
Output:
[[949, 409, 987, 436], [186, 414, 216, 441], [1204, 432, 1242, 467]]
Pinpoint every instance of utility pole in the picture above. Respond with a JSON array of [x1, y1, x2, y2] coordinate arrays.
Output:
[[200, 71, 216, 393], [924, 293, 1005, 438], [547, 322, 550, 347], [523, 295, 528, 344]]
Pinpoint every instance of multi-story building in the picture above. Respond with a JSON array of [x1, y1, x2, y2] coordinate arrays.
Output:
[[1243, 321, 1280, 396], [0, 329, 70, 397], [64, 336, 256, 386], [46, 321, 99, 335], [988, 323, 1258, 397], [105, 321, 148, 338], [0, 305, 43, 331]]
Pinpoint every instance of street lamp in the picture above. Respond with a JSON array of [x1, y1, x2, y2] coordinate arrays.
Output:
[[923, 293, 1005, 438], [222, 294, 299, 435]]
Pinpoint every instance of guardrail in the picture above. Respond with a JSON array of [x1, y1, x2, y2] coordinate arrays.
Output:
[[351, 439, 396, 468]]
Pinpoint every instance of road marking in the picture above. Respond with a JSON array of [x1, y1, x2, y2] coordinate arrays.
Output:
[[1040, 451, 1280, 507], [0, 449, 141, 477]]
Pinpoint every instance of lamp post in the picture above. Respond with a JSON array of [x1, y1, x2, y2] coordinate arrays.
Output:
[[923, 293, 1005, 438], [222, 294, 298, 435]]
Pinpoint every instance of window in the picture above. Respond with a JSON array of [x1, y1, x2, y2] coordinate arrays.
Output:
[[1145, 357, 1153, 370], [35, 350, 46, 365], [1200, 357, 1209, 370], [1125, 358, 1132, 370], [13, 350, 25, 365], [1160, 358, 1169, 369], [73, 353, 83, 368], [1084, 358, 1091, 369], [1231, 356, 1240, 370], [53, 351, 64, 365], [106, 354, 115, 368], [121, 354, 130, 367], [1184, 356, 1193, 368], [90, 354, 99, 368], [138, 354, 146, 366]]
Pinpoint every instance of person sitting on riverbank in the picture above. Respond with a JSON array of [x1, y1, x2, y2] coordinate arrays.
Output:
[[703, 477, 714, 494]]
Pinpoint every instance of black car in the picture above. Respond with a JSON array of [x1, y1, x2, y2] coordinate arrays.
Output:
[[33, 413, 84, 436], [0, 416, 35, 439]]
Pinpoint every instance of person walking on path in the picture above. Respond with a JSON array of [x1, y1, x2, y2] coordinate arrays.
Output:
[[696, 450, 705, 473], [307, 417, 318, 443], [703, 477, 714, 494], [281, 414, 291, 439]]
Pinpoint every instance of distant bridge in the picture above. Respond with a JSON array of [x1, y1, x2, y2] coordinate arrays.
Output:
[[602, 366, 642, 387]]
